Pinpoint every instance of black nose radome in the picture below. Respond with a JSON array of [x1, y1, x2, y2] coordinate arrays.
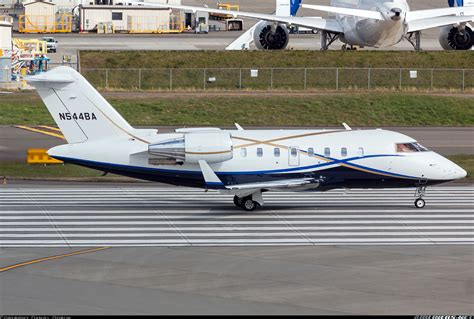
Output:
[[391, 8, 402, 21]]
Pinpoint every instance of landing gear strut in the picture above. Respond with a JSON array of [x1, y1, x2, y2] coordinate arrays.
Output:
[[320, 31, 341, 51], [406, 31, 422, 51], [414, 185, 426, 209]]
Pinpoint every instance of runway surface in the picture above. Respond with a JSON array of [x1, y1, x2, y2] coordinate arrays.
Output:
[[1, 186, 472, 247]]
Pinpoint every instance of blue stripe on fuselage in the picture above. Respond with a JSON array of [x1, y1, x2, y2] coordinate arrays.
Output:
[[52, 153, 417, 180]]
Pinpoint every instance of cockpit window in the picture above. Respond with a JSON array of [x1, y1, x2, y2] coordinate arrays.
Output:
[[396, 142, 429, 153]]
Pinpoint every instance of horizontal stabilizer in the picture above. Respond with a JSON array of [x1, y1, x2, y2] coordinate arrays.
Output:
[[302, 4, 384, 20]]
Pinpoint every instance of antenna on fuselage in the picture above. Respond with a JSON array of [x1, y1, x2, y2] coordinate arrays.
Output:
[[342, 123, 352, 131]]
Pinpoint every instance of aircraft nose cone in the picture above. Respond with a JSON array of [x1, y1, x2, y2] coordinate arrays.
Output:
[[454, 168, 468, 179], [390, 8, 402, 21]]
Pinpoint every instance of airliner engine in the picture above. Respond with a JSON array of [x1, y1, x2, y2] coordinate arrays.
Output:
[[149, 132, 233, 164], [439, 25, 473, 50], [254, 23, 290, 50], [442, 0, 474, 50]]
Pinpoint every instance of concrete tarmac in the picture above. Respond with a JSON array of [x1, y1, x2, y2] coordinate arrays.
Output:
[[13, 0, 453, 64], [0, 185, 473, 314]]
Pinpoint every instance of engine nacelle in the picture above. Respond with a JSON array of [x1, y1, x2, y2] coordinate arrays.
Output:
[[253, 23, 290, 50], [439, 25, 473, 50], [149, 132, 233, 164]]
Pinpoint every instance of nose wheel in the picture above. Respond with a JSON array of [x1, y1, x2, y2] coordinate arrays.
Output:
[[414, 186, 427, 209], [414, 198, 426, 209]]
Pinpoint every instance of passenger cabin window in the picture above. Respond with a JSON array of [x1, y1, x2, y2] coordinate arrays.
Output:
[[396, 142, 429, 153], [240, 148, 247, 157], [290, 148, 298, 157], [257, 148, 263, 157], [358, 147, 364, 157], [308, 148, 314, 157], [324, 147, 330, 157], [274, 148, 280, 157], [341, 148, 347, 157]]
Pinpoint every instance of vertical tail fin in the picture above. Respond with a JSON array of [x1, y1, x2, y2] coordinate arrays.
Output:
[[290, 0, 302, 16], [27, 66, 136, 144]]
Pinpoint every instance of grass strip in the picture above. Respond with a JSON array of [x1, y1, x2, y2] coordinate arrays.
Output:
[[1, 93, 473, 126]]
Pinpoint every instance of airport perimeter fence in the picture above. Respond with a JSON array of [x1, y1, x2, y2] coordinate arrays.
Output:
[[77, 67, 474, 92]]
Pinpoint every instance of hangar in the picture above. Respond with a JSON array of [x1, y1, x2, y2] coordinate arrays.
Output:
[[79, 0, 183, 33]]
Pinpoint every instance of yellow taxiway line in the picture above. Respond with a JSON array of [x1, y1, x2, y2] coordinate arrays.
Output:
[[38, 125, 62, 132], [15, 125, 65, 140], [0, 247, 110, 273]]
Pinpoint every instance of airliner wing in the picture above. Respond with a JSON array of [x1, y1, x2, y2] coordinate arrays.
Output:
[[301, 4, 384, 20], [198, 160, 319, 191], [406, 6, 474, 21], [408, 15, 474, 32], [125, 1, 343, 33]]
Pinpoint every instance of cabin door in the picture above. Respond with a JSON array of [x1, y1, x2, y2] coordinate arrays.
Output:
[[288, 146, 300, 166]]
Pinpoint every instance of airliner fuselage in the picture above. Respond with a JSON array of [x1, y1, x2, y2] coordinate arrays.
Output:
[[332, 0, 409, 47]]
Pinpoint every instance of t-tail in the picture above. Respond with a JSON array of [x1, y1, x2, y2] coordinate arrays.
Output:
[[27, 66, 137, 144]]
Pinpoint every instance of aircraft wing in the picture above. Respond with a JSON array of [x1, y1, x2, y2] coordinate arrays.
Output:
[[301, 4, 384, 20], [198, 160, 319, 193], [125, 1, 343, 33], [225, 178, 319, 191], [408, 15, 474, 32], [406, 6, 474, 22]]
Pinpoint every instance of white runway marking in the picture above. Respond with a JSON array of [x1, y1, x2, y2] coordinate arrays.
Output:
[[0, 186, 472, 247]]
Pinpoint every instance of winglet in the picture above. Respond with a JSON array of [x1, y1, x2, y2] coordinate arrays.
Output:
[[198, 160, 226, 189], [234, 123, 244, 131]]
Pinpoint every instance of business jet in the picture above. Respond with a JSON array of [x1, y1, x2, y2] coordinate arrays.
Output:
[[27, 67, 467, 211], [129, 0, 474, 51]]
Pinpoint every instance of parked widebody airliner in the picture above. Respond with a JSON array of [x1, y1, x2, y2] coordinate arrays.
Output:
[[28, 67, 467, 211], [129, 0, 474, 51]]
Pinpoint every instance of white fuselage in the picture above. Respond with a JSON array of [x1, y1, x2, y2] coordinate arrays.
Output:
[[332, 0, 409, 47], [48, 128, 466, 190]]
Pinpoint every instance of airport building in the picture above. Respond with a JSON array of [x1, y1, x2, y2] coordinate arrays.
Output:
[[0, 17, 12, 83], [79, 1, 183, 33]]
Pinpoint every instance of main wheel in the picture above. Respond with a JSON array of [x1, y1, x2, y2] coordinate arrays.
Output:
[[414, 198, 426, 209], [241, 198, 257, 211], [233, 195, 243, 207]]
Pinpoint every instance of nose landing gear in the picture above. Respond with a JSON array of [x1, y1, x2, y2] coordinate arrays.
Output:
[[414, 186, 427, 208]]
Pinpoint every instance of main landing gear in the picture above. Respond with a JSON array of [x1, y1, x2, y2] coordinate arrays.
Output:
[[233, 193, 264, 211], [414, 185, 427, 209], [406, 31, 422, 51], [234, 195, 259, 211]]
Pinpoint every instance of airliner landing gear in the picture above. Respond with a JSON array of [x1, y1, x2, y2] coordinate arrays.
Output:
[[233, 192, 264, 211], [320, 31, 341, 50], [414, 186, 427, 209], [342, 44, 358, 51], [406, 31, 422, 51], [233, 195, 243, 207], [241, 196, 258, 211]]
